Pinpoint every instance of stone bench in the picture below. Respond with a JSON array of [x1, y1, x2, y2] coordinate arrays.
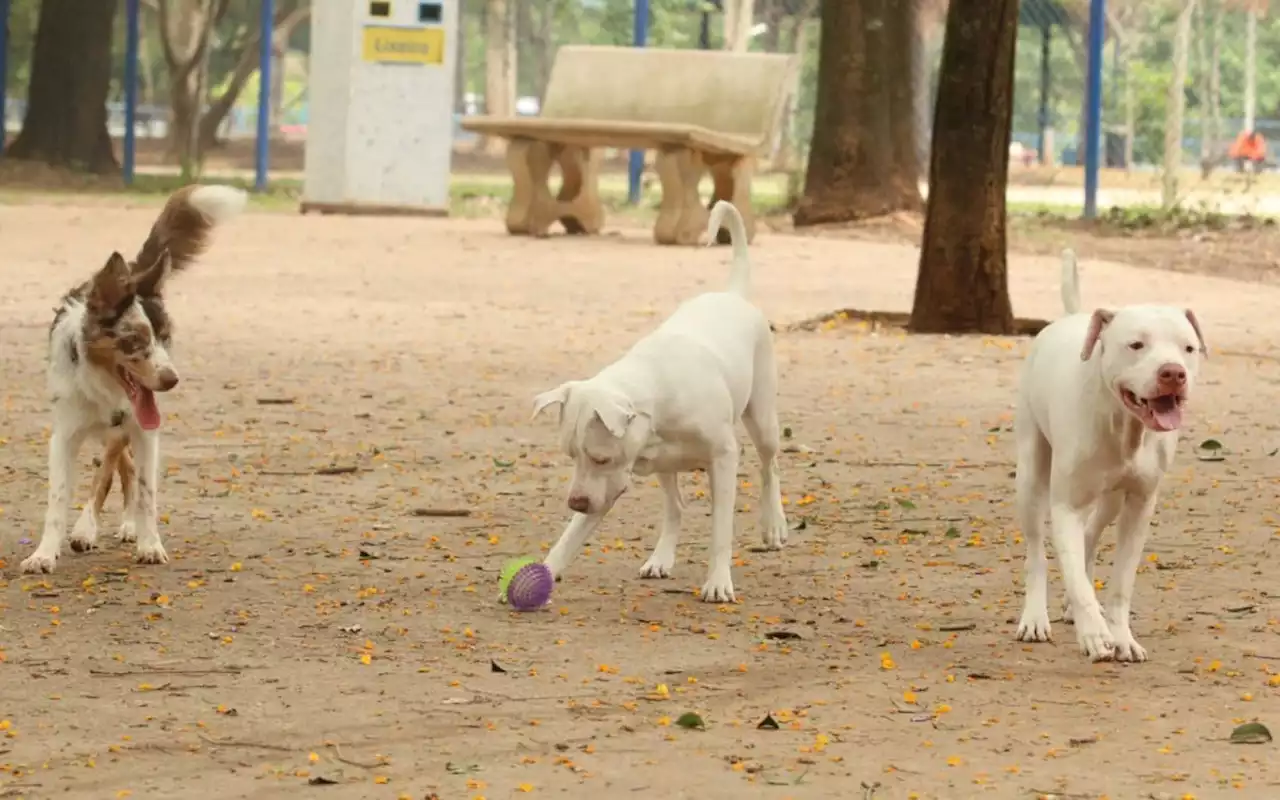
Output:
[[461, 45, 795, 245]]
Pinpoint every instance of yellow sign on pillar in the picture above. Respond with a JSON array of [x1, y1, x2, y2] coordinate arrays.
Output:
[[361, 25, 445, 65]]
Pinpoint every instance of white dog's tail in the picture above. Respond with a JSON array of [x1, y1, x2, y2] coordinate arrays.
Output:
[[1060, 247, 1081, 315], [706, 200, 751, 296]]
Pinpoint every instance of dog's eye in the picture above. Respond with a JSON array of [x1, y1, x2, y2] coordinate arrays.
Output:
[[1128, 341, 1144, 351]]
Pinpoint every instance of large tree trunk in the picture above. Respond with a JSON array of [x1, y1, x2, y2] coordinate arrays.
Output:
[[481, 0, 516, 156], [908, 0, 1018, 335], [1161, 0, 1194, 211], [7, 0, 119, 172], [794, 0, 921, 226]]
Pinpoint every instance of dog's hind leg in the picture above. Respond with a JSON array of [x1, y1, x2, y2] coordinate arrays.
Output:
[[742, 383, 788, 551], [1014, 427, 1053, 643], [70, 441, 123, 553], [701, 440, 740, 603], [1062, 490, 1122, 624], [115, 443, 138, 543], [640, 472, 683, 579]]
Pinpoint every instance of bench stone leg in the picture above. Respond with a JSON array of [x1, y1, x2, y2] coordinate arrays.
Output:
[[654, 147, 708, 246], [554, 146, 604, 235], [706, 154, 756, 245], [505, 138, 557, 236]]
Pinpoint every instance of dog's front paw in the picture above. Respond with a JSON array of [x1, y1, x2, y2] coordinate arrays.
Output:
[[20, 551, 58, 574], [639, 555, 673, 579], [699, 570, 736, 604], [69, 516, 99, 553], [1073, 610, 1115, 662], [1110, 628, 1147, 663], [1015, 606, 1052, 643], [134, 540, 169, 565], [115, 520, 137, 544]]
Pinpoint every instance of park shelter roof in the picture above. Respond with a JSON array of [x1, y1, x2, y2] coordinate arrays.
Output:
[[1019, 0, 1073, 29]]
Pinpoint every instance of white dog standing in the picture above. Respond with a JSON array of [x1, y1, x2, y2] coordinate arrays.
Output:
[[1014, 249, 1207, 662], [531, 201, 788, 603]]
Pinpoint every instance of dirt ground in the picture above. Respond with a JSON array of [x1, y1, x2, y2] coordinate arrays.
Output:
[[1, 200, 1278, 800]]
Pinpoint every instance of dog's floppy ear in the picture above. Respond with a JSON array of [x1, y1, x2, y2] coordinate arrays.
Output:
[[593, 398, 636, 438], [1184, 308, 1208, 357], [531, 382, 574, 421], [1080, 308, 1115, 361], [87, 252, 134, 314], [132, 248, 173, 298]]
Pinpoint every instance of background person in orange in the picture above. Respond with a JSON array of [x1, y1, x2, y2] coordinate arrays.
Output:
[[1229, 129, 1267, 172]]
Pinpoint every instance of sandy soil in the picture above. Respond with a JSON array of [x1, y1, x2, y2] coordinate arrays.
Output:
[[1, 202, 1278, 800]]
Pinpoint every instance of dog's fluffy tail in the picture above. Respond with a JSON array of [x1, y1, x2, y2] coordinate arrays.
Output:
[[1060, 247, 1081, 315], [134, 184, 247, 274], [706, 200, 751, 295]]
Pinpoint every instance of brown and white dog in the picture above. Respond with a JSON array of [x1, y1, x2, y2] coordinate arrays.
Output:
[[20, 185, 246, 574]]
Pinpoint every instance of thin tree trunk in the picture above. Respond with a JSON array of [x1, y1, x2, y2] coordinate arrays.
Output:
[[1162, 0, 1195, 211], [481, 0, 516, 155], [196, 4, 309, 150], [794, 0, 921, 226], [7, 0, 119, 172], [773, 4, 814, 171], [1244, 5, 1257, 133], [724, 0, 753, 52], [1196, 0, 1211, 173], [455, 0, 468, 113], [1209, 0, 1222, 161], [909, 0, 1018, 335]]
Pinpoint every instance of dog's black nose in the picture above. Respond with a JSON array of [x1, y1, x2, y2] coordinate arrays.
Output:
[[568, 495, 590, 514], [157, 369, 180, 391]]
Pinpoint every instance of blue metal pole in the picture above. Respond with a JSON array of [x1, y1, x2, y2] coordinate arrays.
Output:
[[0, 0, 10, 157], [1083, 0, 1105, 219], [123, 0, 140, 184], [628, 0, 650, 205], [254, 0, 274, 193]]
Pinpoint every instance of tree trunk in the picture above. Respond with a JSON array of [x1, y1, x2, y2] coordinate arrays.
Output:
[[723, 0, 753, 52], [525, 0, 559, 103], [158, 0, 219, 169], [773, 4, 814, 172], [1161, 0, 1194, 211], [1209, 0, 1222, 161], [196, 3, 310, 151], [7, 0, 119, 172], [908, 0, 1018, 335], [455, 0, 468, 113], [1196, 0, 1210, 172], [794, 0, 921, 226], [1244, 5, 1257, 133], [481, 0, 516, 156]]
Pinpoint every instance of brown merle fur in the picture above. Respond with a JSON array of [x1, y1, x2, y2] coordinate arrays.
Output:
[[51, 186, 227, 532]]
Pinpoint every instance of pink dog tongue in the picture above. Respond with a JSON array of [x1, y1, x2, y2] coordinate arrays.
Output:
[[1151, 404, 1182, 432], [132, 388, 162, 430]]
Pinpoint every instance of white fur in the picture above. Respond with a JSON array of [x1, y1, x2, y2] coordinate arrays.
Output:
[[531, 201, 787, 603], [189, 185, 248, 223], [1013, 250, 1207, 662]]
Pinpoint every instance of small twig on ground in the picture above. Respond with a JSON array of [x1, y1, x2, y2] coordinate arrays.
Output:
[[198, 733, 294, 752], [257, 465, 361, 476], [1247, 653, 1280, 661], [1218, 349, 1280, 364], [409, 507, 472, 518], [327, 742, 380, 769], [91, 667, 244, 677], [255, 397, 296, 405]]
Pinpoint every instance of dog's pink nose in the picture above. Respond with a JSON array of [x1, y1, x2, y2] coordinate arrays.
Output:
[[1158, 363, 1186, 385], [567, 495, 590, 514]]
